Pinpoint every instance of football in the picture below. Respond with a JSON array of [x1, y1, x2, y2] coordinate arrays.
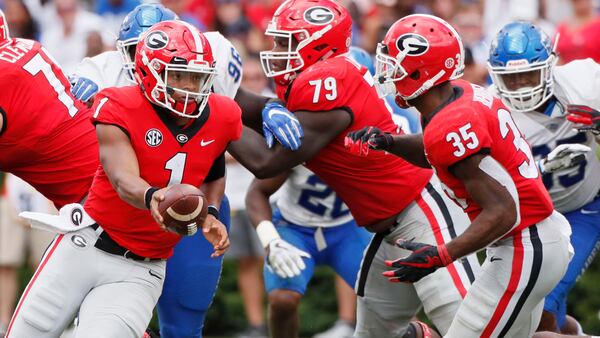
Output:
[[157, 184, 208, 236]]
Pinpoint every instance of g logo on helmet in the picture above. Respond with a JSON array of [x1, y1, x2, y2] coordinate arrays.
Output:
[[145, 31, 169, 50], [396, 34, 429, 56], [303, 6, 334, 25]]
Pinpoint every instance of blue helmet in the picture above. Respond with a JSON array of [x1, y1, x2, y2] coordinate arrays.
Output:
[[117, 3, 178, 82], [349, 46, 375, 76], [488, 21, 557, 112]]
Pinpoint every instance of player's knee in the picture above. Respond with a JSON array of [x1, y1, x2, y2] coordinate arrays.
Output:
[[15, 286, 68, 333], [268, 289, 301, 318]]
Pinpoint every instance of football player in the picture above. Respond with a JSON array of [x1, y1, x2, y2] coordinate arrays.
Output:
[[227, 1, 481, 336], [7, 21, 234, 338], [488, 21, 600, 334], [347, 14, 572, 337]]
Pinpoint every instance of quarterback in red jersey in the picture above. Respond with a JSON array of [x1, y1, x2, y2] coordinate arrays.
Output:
[[6, 21, 236, 338], [347, 14, 572, 337], [0, 11, 97, 208], [228, 1, 480, 337]]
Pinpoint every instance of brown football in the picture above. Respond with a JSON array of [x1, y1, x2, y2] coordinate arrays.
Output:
[[157, 184, 208, 236]]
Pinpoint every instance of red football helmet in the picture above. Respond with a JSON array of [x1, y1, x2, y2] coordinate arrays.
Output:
[[260, 0, 352, 86], [135, 20, 217, 118], [375, 14, 464, 108], [0, 9, 10, 46]]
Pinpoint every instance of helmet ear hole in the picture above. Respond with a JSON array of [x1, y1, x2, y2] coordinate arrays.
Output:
[[409, 71, 420, 80]]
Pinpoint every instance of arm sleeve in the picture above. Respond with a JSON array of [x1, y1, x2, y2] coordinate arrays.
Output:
[[90, 90, 129, 135], [204, 151, 226, 182], [73, 53, 107, 88]]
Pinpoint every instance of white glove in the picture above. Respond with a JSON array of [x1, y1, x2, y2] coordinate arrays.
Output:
[[266, 238, 311, 278], [256, 220, 310, 278], [538, 144, 591, 174]]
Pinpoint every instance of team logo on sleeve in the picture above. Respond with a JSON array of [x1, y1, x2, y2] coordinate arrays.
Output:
[[303, 6, 334, 25], [396, 34, 429, 56], [145, 31, 169, 50], [146, 129, 163, 147]]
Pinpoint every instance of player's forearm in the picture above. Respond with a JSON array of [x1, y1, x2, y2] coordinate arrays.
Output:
[[235, 87, 269, 134], [388, 134, 430, 168], [201, 177, 225, 209], [245, 185, 273, 227], [445, 207, 515, 260], [111, 174, 154, 210], [228, 128, 291, 179]]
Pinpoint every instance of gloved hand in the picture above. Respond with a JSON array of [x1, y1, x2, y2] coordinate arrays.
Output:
[[262, 101, 304, 151], [344, 126, 394, 156], [266, 238, 311, 278], [383, 239, 453, 283], [537, 143, 590, 174], [567, 104, 600, 135], [70, 76, 99, 102]]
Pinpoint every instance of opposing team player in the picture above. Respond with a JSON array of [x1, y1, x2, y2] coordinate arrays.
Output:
[[488, 21, 600, 334], [227, 1, 480, 336], [7, 21, 236, 338], [347, 14, 572, 337], [245, 166, 372, 338]]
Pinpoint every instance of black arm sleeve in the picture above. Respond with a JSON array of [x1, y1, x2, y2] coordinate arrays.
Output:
[[204, 151, 226, 182]]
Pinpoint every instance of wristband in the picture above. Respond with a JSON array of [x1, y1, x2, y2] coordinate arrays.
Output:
[[207, 205, 219, 219], [256, 220, 281, 248], [144, 187, 159, 210]]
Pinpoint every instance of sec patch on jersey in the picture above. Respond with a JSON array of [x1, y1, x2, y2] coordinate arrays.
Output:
[[158, 184, 208, 236]]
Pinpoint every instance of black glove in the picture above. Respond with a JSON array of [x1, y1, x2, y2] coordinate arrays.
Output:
[[383, 240, 453, 283], [344, 126, 394, 156], [567, 104, 600, 135]]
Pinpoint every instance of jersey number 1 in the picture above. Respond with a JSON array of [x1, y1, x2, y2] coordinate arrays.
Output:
[[165, 153, 187, 186], [23, 53, 78, 117]]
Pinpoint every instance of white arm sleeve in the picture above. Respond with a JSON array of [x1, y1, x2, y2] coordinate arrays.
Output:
[[554, 58, 600, 112], [72, 51, 127, 90], [204, 31, 243, 99]]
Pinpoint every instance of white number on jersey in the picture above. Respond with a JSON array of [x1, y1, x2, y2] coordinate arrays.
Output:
[[309, 77, 338, 103], [23, 53, 78, 117], [165, 153, 187, 185], [498, 108, 538, 179], [446, 123, 480, 157]]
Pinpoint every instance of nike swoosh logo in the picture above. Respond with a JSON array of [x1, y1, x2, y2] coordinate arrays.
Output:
[[490, 256, 502, 262], [148, 270, 162, 280], [200, 139, 215, 146], [581, 209, 599, 215]]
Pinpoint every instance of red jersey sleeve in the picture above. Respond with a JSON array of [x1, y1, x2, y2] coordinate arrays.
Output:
[[90, 89, 129, 132], [425, 106, 492, 168]]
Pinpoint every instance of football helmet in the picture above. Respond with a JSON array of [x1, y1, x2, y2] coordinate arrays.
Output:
[[0, 9, 10, 46], [488, 21, 557, 113], [117, 4, 178, 83], [375, 14, 464, 108], [135, 20, 217, 118], [260, 0, 352, 86]]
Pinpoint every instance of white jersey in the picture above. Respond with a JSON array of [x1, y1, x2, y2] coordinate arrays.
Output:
[[276, 166, 353, 228], [510, 59, 600, 213], [73, 31, 242, 98]]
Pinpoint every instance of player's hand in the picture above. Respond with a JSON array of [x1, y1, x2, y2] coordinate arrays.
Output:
[[201, 215, 230, 258], [70, 76, 99, 103], [149, 187, 168, 227], [566, 104, 600, 135], [262, 101, 304, 151], [266, 238, 311, 278], [538, 143, 590, 174], [344, 126, 394, 156], [383, 239, 453, 283]]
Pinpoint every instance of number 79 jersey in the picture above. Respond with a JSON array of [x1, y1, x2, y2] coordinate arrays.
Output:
[[424, 80, 553, 233], [0, 38, 97, 208]]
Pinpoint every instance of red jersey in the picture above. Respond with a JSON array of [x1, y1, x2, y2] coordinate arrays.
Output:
[[423, 80, 553, 234], [84, 86, 242, 258], [0, 38, 98, 208], [556, 19, 600, 64], [284, 56, 432, 226]]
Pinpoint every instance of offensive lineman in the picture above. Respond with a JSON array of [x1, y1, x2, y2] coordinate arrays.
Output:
[[347, 14, 572, 337], [228, 1, 481, 336], [488, 21, 600, 334]]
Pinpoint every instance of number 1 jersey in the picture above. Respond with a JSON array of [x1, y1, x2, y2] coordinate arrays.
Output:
[[85, 86, 242, 258], [423, 80, 553, 234]]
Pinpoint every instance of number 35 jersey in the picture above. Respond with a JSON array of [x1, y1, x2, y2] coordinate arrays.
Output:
[[511, 59, 600, 213], [424, 80, 553, 234], [85, 86, 242, 259], [0, 38, 97, 208]]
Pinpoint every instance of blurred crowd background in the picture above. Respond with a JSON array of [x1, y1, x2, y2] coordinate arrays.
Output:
[[1, 0, 600, 337]]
